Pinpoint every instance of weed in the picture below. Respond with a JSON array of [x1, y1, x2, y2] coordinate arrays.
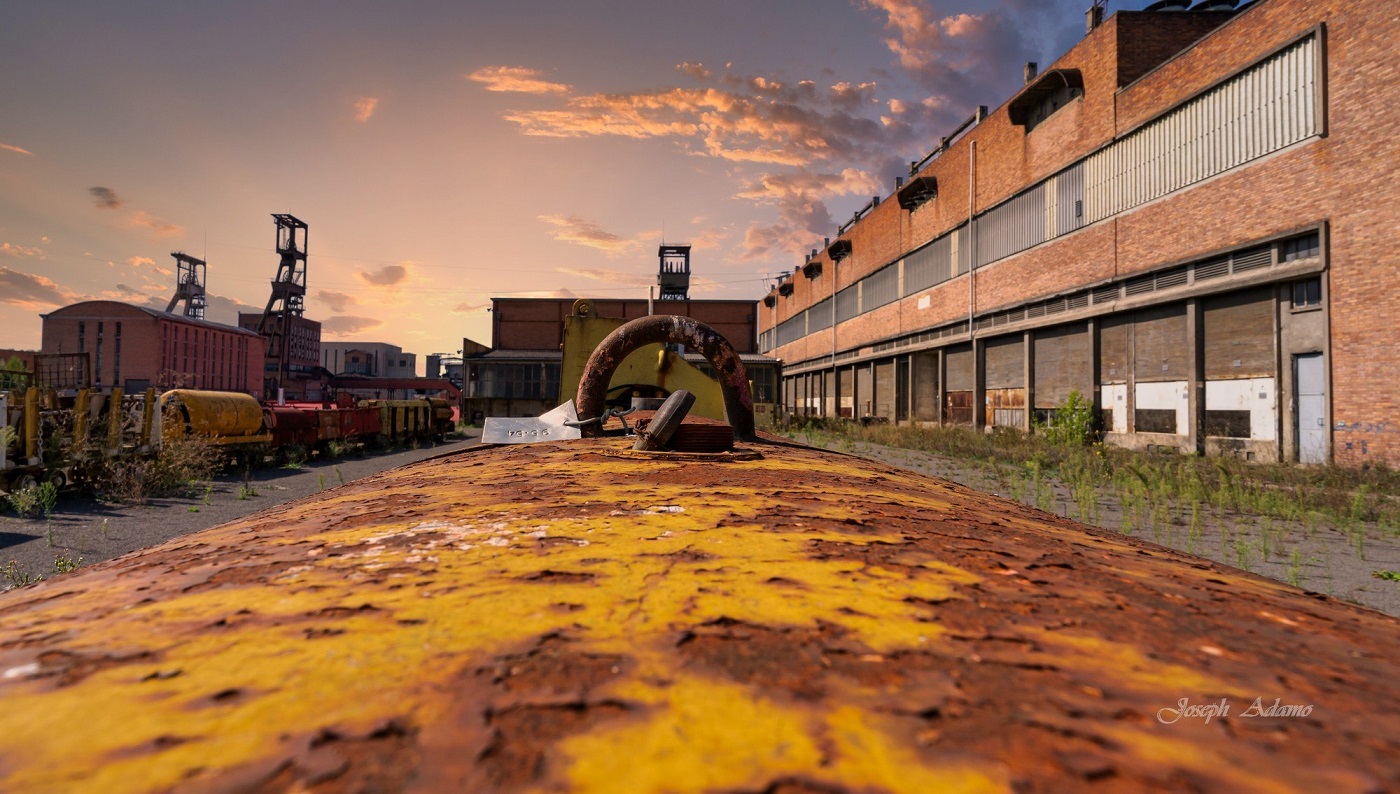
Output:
[[187, 506, 200, 513], [1234, 538, 1252, 572], [1373, 570, 1400, 582], [317, 473, 326, 492], [334, 466, 345, 486], [86, 414, 224, 505], [202, 483, 214, 506], [238, 484, 256, 500], [4, 486, 40, 517], [2, 560, 40, 588], [1287, 549, 1304, 587], [37, 480, 58, 519], [51, 554, 82, 575], [45, 525, 55, 548], [100, 518, 110, 540]]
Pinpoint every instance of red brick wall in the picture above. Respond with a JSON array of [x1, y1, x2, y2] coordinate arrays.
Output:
[[492, 298, 758, 354]]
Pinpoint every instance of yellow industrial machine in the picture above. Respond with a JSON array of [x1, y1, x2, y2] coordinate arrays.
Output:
[[159, 389, 271, 446], [559, 299, 732, 421]]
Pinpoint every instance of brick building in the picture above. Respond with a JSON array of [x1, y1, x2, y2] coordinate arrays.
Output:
[[237, 312, 321, 401], [760, 0, 1398, 467], [40, 301, 265, 396]]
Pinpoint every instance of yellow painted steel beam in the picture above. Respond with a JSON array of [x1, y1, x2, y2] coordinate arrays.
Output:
[[1, 439, 1399, 792], [22, 386, 38, 461]]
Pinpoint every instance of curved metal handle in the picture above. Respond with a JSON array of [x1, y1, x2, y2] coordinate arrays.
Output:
[[575, 315, 755, 441]]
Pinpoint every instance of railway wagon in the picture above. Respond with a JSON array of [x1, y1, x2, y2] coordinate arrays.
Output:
[[363, 398, 437, 442], [2, 317, 1399, 792]]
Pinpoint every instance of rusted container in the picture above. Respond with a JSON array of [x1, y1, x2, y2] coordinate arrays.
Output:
[[161, 389, 270, 445], [2, 436, 1399, 793]]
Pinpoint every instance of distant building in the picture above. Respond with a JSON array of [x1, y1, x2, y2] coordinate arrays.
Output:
[[42, 301, 264, 396], [238, 312, 321, 401], [321, 342, 417, 378]]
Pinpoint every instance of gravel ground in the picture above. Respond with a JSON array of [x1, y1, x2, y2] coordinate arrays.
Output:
[[792, 433, 1400, 619], [1, 433, 481, 587]]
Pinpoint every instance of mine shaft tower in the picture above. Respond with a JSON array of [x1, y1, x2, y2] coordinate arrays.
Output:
[[657, 244, 691, 301], [165, 252, 208, 320], [256, 214, 308, 399]]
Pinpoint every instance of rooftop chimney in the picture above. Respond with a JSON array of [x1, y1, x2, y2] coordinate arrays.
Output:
[[1086, 3, 1105, 33], [1024, 62, 1039, 84]]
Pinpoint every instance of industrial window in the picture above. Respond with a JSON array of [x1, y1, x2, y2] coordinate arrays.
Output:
[[1282, 233, 1320, 262], [95, 322, 104, 386], [1204, 410, 1252, 438], [78, 322, 86, 353], [1135, 409, 1178, 434], [1291, 277, 1322, 310]]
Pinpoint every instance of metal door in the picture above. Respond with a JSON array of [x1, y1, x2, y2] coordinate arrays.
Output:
[[1295, 353, 1326, 464]]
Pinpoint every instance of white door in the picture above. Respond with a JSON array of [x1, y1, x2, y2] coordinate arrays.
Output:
[[1295, 353, 1326, 464]]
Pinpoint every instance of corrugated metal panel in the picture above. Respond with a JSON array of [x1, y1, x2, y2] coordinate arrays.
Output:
[[1055, 163, 1085, 234], [1231, 245, 1273, 273], [904, 235, 954, 294], [807, 297, 832, 334], [835, 286, 859, 323], [976, 183, 1047, 267], [1085, 35, 1316, 225], [864, 265, 900, 312]]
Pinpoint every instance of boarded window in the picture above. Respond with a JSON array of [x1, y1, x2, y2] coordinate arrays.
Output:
[[873, 360, 895, 419], [1135, 408, 1178, 434], [1034, 323, 1091, 408], [1099, 315, 1131, 383], [946, 391, 975, 425], [1204, 410, 1251, 438], [912, 352, 939, 422], [984, 337, 1024, 390], [1204, 287, 1274, 378], [945, 345, 974, 391], [1134, 304, 1188, 382], [856, 365, 874, 417]]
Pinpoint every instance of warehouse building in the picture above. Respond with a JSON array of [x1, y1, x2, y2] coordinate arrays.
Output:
[[760, 0, 1397, 466], [321, 342, 419, 378], [40, 301, 265, 396]]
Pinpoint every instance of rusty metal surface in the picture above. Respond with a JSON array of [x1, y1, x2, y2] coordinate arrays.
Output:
[[2, 438, 1400, 792], [576, 315, 754, 440]]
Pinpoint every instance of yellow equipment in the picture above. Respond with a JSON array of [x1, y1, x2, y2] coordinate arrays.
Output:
[[160, 389, 271, 445], [559, 299, 729, 421]]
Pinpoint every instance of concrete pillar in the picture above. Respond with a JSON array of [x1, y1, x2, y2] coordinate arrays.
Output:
[[1187, 297, 1205, 455], [1088, 318, 1102, 430], [936, 348, 947, 427], [973, 337, 986, 432], [1023, 330, 1036, 433]]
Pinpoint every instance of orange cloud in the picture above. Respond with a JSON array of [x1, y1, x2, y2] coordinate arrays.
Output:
[[1, 142, 33, 156], [354, 97, 379, 122], [127, 210, 183, 237], [321, 315, 385, 336], [539, 215, 636, 256], [315, 290, 359, 312], [0, 267, 84, 308], [356, 264, 410, 286], [1, 242, 45, 259], [467, 66, 571, 95]]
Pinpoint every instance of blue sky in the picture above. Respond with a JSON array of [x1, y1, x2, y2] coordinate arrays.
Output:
[[0, 0, 1159, 362]]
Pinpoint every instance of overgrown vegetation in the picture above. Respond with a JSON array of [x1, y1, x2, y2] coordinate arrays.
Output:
[[786, 394, 1400, 598], [82, 425, 224, 505]]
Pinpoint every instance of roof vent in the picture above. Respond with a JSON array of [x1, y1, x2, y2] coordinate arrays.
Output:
[[1024, 62, 1038, 84]]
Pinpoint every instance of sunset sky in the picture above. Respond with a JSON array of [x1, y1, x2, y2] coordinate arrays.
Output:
[[0, 1, 1160, 369]]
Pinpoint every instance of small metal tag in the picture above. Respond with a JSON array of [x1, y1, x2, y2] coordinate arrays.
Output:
[[481, 400, 583, 444]]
